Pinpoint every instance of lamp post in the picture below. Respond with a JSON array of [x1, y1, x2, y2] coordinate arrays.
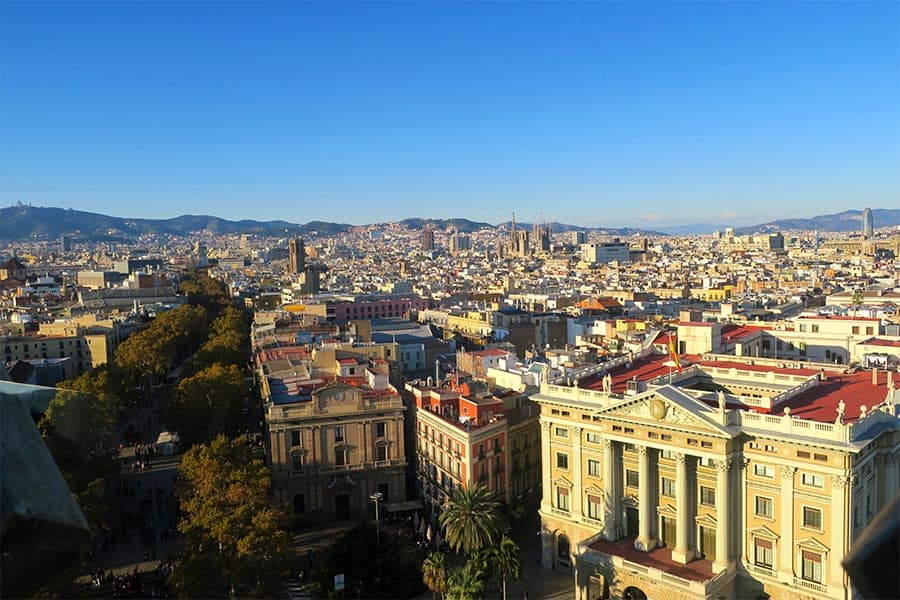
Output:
[[370, 492, 384, 545]]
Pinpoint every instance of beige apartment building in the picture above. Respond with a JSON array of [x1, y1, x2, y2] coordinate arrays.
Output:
[[533, 357, 899, 600], [262, 356, 408, 522]]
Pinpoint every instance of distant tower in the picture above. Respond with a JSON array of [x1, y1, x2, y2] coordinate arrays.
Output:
[[59, 235, 71, 253], [288, 238, 306, 274], [509, 212, 517, 255], [421, 226, 435, 251], [862, 207, 874, 239], [194, 242, 208, 267]]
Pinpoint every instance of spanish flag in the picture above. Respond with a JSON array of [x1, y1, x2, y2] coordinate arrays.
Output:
[[668, 336, 682, 371]]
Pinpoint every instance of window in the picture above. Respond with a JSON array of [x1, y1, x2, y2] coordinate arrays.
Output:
[[799, 324, 807, 333], [801, 550, 823, 583], [335, 448, 346, 466], [812, 324, 819, 333], [586, 432, 602, 444], [700, 486, 716, 506], [376, 422, 386, 438], [293, 493, 305, 514], [376, 446, 387, 461], [852, 326, 860, 335], [797, 450, 810, 459], [291, 430, 302, 447], [754, 464, 775, 478], [626, 469, 639, 488], [866, 326, 874, 335], [556, 487, 570, 511], [555, 426, 569, 438], [335, 426, 345, 442], [291, 454, 303, 471], [588, 459, 601, 477], [802, 506, 822, 529], [755, 496, 773, 518], [801, 473, 824, 488], [587, 494, 603, 520], [661, 477, 675, 497], [556, 453, 569, 470], [754, 538, 773, 569]]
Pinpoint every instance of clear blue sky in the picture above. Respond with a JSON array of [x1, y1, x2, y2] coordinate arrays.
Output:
[[2, 1, 898, 228]]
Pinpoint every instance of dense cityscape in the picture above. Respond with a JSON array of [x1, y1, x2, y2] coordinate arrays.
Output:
[[3, 2, 899, 599], [2, 205, 899, 599]]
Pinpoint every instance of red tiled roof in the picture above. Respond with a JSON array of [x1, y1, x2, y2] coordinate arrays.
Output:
[[721, 324, 770, 343], [779, 370, 893, 422], [582, 354, 673, 394], [587, 537, 714, 583], [860, 338, 900, 348], [797, 315, 879, 322]]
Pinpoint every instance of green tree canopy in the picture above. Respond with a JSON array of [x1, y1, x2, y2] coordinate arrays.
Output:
[[166, 363, 244, 449], [422, 551, 449, 600], [171, 435, 291, 598], [490, 536, 521, 600], [438, 482, 501, 555], [446, 560, 485, 600]]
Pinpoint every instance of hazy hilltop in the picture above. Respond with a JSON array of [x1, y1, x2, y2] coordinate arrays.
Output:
[[0, 205, 351, 241], [2, 205, 897, 242]]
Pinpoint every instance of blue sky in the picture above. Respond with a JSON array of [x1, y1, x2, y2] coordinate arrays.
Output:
[[1, 1, 898, 227]]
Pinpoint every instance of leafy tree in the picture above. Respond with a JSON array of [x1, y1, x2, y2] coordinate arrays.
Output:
[[851, 289, 864, 316], [171, 435, 291, 598], [490, 536, 521, 600], [438, 482, 500, 554], [446, 560, 485, 600], [39, 388, 117, 494], [315, 521, 424, 599], [422, 551, 449, 600], [167, 363, 244, 449], [179, 272, 231, 318]]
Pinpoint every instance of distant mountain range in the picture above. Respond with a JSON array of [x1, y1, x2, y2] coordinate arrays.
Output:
[[0, 205, 352, 241], [1, 205, 897, 242]]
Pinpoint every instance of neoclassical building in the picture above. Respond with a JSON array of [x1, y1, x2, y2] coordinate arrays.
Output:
[[262, 357, 408, 522], [533, 355, 899, 600]]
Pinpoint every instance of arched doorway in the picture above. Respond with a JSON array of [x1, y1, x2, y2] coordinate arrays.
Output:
[[557, 534, 571, 569], [623, 587, 647, 600]]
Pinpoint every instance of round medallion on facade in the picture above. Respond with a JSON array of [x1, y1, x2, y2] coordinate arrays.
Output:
[[649, 398, 667, 420]]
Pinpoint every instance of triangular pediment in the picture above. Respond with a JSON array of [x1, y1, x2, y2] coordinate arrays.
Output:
[[595, 386, 732, 438], [796, 537, 830, 553], [584, 484, 604, 495], [552, 475, 573, 487], [657, 504, 678, 517], [748, 524, 779, 540], [695, 513, 717, 527]]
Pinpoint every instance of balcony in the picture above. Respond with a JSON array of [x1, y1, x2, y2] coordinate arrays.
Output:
[[793, 577, 828, 593]]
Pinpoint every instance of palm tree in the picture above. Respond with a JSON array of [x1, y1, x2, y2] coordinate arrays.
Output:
[[438, 483, 500, 554], [446, 560, 485, 600], [422, 551, 449, 600], [491, 536, 521, 600]]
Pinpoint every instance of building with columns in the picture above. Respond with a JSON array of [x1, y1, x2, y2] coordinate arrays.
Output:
[[532, 354, 899, 600], [261, 353, 407, 523]]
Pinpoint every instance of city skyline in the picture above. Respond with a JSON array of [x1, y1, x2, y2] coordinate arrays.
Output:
[[2, 2, 898, 227]]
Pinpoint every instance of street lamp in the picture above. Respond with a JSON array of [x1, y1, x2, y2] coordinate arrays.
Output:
[[370, 492, 384, 545]]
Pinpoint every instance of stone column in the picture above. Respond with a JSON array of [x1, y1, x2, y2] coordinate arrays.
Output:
[[779, 465, 796, 576], [634, 445, 657, 551], [541, 422, 552, 513], [714, 458, 733, 572], [572, 427, 583, 518], [829, 474, 851, 590], [602, 439, 619, 540], [671, 452, 692, 563]]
